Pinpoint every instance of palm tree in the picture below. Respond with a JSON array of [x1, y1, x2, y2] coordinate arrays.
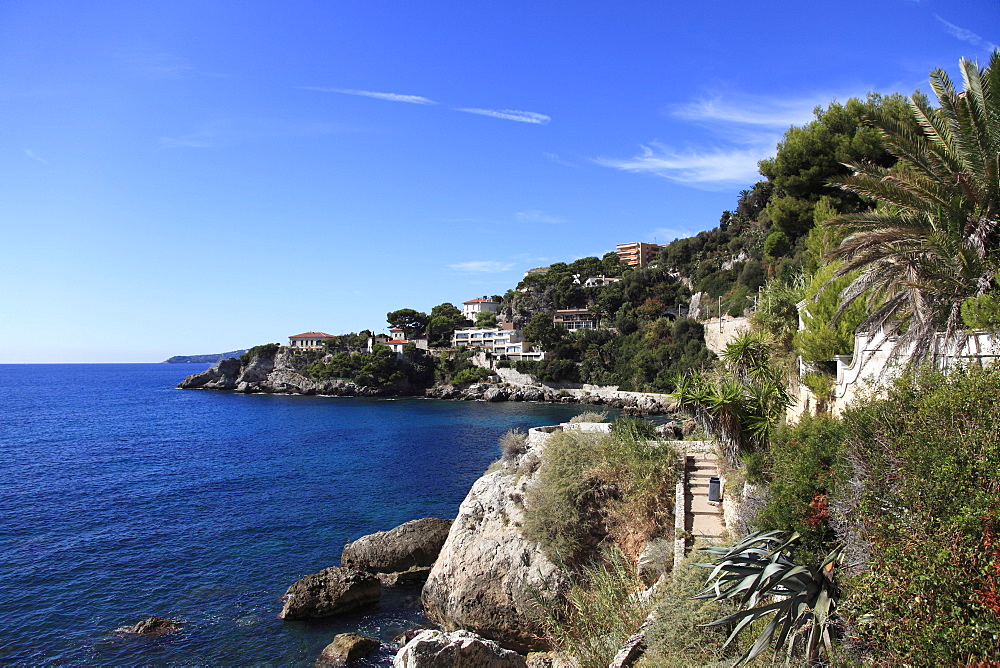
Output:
[[824, 51, 1000, 365]]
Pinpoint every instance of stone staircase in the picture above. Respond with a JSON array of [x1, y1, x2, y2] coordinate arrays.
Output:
[[685, 449, 725, 541]]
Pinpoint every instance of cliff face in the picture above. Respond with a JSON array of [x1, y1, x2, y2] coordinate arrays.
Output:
[[421, 429, 570, 652]]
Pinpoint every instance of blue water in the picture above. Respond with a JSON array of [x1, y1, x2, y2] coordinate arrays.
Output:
[[0, 364, 595, 665]]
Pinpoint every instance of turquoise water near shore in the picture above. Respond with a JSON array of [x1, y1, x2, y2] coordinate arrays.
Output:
[[0, 364, 594, 665]]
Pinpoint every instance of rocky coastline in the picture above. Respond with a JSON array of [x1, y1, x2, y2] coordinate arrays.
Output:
[[270, 421, 675, 666], [178, 348, 678, 415]]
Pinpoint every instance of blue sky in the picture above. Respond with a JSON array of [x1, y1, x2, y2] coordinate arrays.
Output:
[[1, 0, 997, 362]]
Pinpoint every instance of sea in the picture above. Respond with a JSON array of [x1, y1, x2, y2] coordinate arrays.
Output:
[[0, 364, 599, 665]]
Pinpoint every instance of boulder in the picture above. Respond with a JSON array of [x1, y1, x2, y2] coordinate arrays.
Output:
[[119, 616, 182, 635], [278, 567, 380, 620], [393, 629, 528, 668], [177, 357, 242, 389], [525, 652, 577, 668], [421, 449, 569, 652], [483, 386, 508, 402], [342, 518, 453, 576], [319, 632, 380, 664]]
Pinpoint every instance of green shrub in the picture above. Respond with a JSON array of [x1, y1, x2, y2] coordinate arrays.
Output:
[[523, 427, 677, 567], [837, 366, 1000, 663], [639, 548, 742, 667], [961, 291, 1000, 329], [568, 411, 608, 424], [543, 546, 652, 668], [753, 414, 845, 559], [522, 430, 606, 564], [609, 416, 656, 441], [450, 366, 492, 385], [499, 428, 527, 466]]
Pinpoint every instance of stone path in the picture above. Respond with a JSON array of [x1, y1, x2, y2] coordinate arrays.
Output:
[[684, 448, 725, 541]]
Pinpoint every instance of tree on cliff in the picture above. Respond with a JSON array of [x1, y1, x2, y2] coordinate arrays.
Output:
[[824, 51, 1000, 364], [522, 313, 567, 350], [386, 308, 429, 339], [427, 303, 472, 345], [758, 92, 915, 240]]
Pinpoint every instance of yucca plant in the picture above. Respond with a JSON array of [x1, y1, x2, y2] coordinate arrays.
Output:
[[671, 332, 792, 464], [694, 530, 843, 665]]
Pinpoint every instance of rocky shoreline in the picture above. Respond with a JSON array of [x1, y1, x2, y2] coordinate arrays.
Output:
[[178, 348, 678, 415], [266, 421, 674, 666]]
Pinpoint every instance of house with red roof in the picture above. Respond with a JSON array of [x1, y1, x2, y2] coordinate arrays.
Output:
[[462, 296, 499, 321], [288, 332, 333, 350]]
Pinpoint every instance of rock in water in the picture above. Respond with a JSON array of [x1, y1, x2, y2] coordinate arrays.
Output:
[[278, 567, 380, 620], [341, 518, 453, 576], [319, 632, 380, 664], [393, 629, 528, 668], [120, 616, 182, 635], [421, 456, 569, 652]]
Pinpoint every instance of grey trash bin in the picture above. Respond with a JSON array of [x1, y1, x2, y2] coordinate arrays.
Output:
[[708, 476, 721, 503]]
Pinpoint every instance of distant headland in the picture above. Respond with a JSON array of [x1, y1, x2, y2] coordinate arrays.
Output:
[[163, 350, 249, 364]]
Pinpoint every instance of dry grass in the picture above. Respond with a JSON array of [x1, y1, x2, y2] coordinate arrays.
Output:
[[568, 411, 609, 424], [543, 546, 653, 668]]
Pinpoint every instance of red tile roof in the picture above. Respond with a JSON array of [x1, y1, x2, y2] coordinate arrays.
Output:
[[385, 339, 408, 345], [463, 298, 497, 304], [289, 332, 333, 338]]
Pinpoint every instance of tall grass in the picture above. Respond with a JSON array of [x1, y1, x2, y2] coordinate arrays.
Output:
[[543, 546, 653, 668], [569, 411, 609, 423]]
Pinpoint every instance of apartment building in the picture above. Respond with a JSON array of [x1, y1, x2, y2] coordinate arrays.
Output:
[[553, 309, 598, 330], [616, 242, 664, 269]]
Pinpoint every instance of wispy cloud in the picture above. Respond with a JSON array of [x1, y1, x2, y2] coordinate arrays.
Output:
[[515, 210, 566, 224], [299, 87, 437, 105], [673, 95, 819, 128], [449, 261, 515, 273], [650, 226, 696, 244], [597, 89, 874, 188], [934, 15, 998, 52], [544, 152, 577, 167], [24, 149, 47, 164], [455, 108, 550, 124], [595, 142, 766, 187]]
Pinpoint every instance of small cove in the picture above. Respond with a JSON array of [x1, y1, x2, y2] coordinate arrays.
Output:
[[0, 364, 597, 665]]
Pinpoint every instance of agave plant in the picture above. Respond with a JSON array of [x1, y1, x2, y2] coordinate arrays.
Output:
[[695, 530, 843, 665]]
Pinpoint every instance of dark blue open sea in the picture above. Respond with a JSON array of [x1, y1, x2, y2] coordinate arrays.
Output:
[[0, 364, 593, 665]]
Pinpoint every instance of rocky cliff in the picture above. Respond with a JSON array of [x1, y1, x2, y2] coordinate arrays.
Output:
[[177, 347, 410, 396], [421, 428, 570, 652]]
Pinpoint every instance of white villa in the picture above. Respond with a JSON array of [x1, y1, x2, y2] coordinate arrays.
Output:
[[462, 297, 500, 321], [583, 275, 622, 288], [451, 325, 543, 360], [381, 328, 428, 357], [288, 332, 333, 350]]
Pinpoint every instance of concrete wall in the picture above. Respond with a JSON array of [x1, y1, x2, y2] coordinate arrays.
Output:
[[702, 316, 750, 354]]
